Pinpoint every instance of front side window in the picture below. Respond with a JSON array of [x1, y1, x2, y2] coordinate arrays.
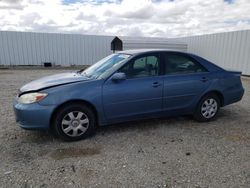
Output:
[[164, 53, 207, 75], [119, 54, 159, 79]]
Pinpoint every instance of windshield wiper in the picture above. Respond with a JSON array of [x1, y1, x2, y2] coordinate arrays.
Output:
[[77, 69, 84, 74], [80, 71, 93, 78]]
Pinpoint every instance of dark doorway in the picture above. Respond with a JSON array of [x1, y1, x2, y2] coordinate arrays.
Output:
[[111, 37, 123, 52]]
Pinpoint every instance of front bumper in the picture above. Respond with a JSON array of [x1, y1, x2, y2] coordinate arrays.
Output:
[[13, 100, 56, 130]]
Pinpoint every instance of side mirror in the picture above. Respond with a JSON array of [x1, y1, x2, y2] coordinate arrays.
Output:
[[111, 72, 126, 82]]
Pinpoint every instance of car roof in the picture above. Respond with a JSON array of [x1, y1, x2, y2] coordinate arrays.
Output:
[[117, 49, 187, 55]]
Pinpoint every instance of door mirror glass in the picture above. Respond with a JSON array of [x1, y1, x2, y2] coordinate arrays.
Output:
[[111, 72, 126, 82]]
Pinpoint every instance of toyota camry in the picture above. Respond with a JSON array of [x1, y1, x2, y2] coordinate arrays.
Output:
[[13, 49, 244, 141]]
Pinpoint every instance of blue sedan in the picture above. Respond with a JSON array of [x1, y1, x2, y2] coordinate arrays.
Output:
[[13, 49, 244, 141]]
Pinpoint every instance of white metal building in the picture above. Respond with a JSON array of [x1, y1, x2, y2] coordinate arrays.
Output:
[[0, 31, 187, 67], [111, 36, 187, 52], [0, 31, 113, 66], [0, 30, 250, 75], [177, 30, 250, 75]]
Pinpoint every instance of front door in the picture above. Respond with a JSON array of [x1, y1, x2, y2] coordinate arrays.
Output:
[[102, 53, 163, 121]]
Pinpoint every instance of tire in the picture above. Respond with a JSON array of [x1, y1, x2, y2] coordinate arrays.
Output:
[[52, 103, 96, 141], [193, 93, 220, 122]]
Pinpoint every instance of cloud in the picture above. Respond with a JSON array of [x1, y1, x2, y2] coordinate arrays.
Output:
[[0, 0, 250, 37]]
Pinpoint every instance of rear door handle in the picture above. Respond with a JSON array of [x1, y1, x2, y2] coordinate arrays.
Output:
[[200, 77, 208, 82], [152, 81, 161, 87]]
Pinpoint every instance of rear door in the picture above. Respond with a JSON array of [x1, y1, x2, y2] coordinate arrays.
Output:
[[162, 52, 212, 111], [102, 52, 163, 121]]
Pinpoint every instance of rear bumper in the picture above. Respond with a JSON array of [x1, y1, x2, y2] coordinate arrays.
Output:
[[223, 87, 244, 106], [13, 100, 56, 130]]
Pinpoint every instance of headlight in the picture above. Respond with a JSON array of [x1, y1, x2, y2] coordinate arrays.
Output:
[[18, 92, 48, 104]]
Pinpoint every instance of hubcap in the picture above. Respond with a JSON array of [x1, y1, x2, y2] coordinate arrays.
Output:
[[201, 98, 218, 119], [61, 111, 89, 137]]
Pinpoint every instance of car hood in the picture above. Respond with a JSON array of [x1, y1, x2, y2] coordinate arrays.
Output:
[[20, 72, 91, 93]]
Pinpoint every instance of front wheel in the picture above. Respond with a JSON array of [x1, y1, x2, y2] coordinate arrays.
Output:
[[52, 103, 96, 141], [194, 94, 220, 122]]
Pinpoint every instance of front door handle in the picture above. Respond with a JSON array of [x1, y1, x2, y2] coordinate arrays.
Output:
[[152, 82, 161, 88]]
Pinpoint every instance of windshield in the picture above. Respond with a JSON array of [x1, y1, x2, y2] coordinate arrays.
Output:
[[81, 53, 131, 79]]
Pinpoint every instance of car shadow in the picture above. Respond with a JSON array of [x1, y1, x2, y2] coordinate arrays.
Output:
[[19, 115, 193, 143], [96, 115, 194, 135], [96, 107, 243, 136]]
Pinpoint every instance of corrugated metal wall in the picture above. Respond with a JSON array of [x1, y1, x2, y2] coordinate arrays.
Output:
[[0, 31, 113, 66], [177, 30, 250, 75], [1, 30, 250, 75], [118, 36, 187, 52]]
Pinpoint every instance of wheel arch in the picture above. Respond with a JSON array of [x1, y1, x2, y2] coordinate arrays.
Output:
[[49, 99, 98, 130], [200, 90, 224, 107]]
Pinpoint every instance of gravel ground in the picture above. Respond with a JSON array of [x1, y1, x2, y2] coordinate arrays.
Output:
[[0, 69, 249, 188]]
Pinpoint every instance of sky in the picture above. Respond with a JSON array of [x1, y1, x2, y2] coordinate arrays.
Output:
[[0, 0, 249, 37]]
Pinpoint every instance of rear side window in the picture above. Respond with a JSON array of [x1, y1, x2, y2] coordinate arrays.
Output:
[[164, 53, 207, 75]]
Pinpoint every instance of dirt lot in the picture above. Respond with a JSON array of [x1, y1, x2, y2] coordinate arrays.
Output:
[[0, 69, 249, 188]]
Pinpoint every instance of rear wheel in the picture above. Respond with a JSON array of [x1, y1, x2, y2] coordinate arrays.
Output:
[[52, 103, 96, 141], [194, 93, 220, 122]]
